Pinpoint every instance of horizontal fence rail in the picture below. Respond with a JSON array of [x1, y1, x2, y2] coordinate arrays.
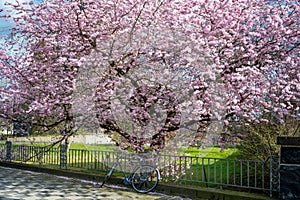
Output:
[[159, 155, 275, 191], [0, 142, 279, 196]]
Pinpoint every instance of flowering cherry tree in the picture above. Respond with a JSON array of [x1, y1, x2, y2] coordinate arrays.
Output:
[[0, 0, 299, 152], [180, 0, 299, 124]]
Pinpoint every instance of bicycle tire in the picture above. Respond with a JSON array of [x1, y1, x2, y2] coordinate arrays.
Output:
[[131, 165, 160, 193]]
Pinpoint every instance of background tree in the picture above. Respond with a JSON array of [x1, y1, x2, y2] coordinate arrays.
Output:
[[175, 0, 300, 148]]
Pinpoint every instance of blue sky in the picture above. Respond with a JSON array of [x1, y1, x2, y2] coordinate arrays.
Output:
[[0, 0, 44, 37], [0, 0, 43, 87]]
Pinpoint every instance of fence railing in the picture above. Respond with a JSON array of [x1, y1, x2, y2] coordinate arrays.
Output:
[[0, 142, 279, 197]]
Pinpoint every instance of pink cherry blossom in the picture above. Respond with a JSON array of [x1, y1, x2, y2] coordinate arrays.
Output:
[[0, 0, 299, 152]]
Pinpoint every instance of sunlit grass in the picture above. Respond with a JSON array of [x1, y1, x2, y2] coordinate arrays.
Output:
[[184, 146, 240, 159], [70, 143, 116, 151], [69, 144, 240, 159]]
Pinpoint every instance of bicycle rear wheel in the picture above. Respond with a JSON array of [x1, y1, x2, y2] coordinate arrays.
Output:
[[131, 165, 160, 193]]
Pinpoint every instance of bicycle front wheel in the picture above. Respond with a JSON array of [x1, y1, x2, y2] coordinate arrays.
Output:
[[131, 165, 160, 193]]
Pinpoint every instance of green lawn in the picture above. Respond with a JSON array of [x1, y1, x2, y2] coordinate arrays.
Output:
[[70, 143, 116, 151], [183, 146, 240, 159], [69, 144, 240, 159]]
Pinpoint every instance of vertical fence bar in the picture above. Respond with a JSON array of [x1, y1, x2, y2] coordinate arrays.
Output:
[[94, 151, 97, 170], [183, 156, 187, 181], [76, 149, 79, 167], [163, 154, 166, 181], [220, 159, 222, 184], [124, 152, 127, 170], [20, 145, 23, 162], [227, 160, 229, 184], [54, 147, 56, 165], [202, 158, 205, 182], [48, 147, 51, 164], [41, 146, 45, 164], [196, 157, 199, 182], [79, 149, 82, 168], [233, 160, 236, 185], [73, 149, 76, 167], [208, 158, 210, 182], [32, 146, 35, 163], [23, 146, 27, 162], [254, 161, 257, 188], [104, 151, 108, 169], [179, 156, 182, 180], [92, 151, 95, 170], [68, 149, 71, 167], [28, 146, 32, 162], [93, 151, 96, 170], [44, 146, 47, 164], [30, 146, 33, 162], [88, 150, 92, 170], [81, 150, 84, 168], [240, 161, 243, 186], [85, 150, 88, 168], [98, 151, 101, 170], [97, 151, 100, 170], [174, 156, 177, 180], [92, 150, 95, 170], [214, 158, 216, 183], [46, 147, 49, 164], [262, 162, 265, 190], [84, 150, 87, 168], [82, 150, 85, 168], [57, 147, 60, 166], [87, 150, 90, 169], [35, 146, 39, 163], [70, 149, 73, 167], [190, 157, 193, 181], [100, 151, 103, 169], [72, 149, 75, 167], [168, 155, 171, 180], [51, 147, 54, 165], [75, 149, 78, 167], [50, 148, 53, 164], [247, 161, 250, 187], [90, 150, 93, 170], [101, 151, 105, 169], [270, 156, 273, 198]]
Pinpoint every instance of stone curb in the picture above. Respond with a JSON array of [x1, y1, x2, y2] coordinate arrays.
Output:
[[0, 162, 276, 200]]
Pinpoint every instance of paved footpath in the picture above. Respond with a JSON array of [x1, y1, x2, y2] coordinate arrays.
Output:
[[0, 167, 190, 200]]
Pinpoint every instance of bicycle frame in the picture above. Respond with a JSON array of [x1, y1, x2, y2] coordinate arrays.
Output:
[[100, 152, 160, 193], [106, 158, 131, 178], [100, 153, 140, 186]]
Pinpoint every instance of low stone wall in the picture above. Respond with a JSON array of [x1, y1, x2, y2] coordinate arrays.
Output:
[[7, 134, 113, 144], [0, 161, 271, 200]]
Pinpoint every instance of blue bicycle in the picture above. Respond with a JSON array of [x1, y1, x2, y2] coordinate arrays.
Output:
[[100, 153, 160, 193]]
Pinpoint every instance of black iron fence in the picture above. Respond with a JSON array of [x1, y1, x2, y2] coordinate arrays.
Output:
[[0, 142, 279, 197]]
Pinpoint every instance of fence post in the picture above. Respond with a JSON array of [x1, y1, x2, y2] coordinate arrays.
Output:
[[277, 137, 300, 200], [269, 156, 280, 198], [60, 144, 68, 169], [5, 141, 12, 161]]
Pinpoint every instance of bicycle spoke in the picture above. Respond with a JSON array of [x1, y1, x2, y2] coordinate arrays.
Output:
[[131, 165, 159, 193]]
